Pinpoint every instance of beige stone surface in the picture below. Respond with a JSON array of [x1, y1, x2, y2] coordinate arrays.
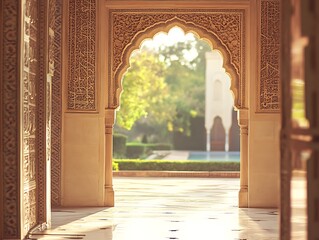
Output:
[[247, 117, 280, 208], [62, 114, 105, 206], [32, 177, 280, 240]]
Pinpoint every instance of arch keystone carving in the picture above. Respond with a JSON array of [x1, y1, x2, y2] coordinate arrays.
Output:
[[108, 9, 246, 110]]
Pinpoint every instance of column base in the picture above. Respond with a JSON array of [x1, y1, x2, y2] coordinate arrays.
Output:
[[104, 186, 115, 207], [238, 187, 248, 208]]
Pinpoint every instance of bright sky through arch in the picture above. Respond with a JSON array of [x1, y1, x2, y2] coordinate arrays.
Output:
[[141, 26, 199, 61]]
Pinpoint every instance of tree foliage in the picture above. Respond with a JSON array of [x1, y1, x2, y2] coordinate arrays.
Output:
[[157, 39, 211, 134], [116, 49, 171, 130]]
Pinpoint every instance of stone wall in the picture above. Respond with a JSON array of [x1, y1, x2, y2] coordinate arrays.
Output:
[[0, 0, 53, 238]]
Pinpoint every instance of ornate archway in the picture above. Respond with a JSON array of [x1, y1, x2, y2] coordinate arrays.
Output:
[[105, 8, 249, 207], [108, 9, 246, 110]]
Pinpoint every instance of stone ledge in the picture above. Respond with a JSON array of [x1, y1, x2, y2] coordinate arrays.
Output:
[[113, 171, 239, 178]]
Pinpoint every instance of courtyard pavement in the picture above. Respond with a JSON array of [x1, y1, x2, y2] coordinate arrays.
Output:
[[30, 177, 279, 240]]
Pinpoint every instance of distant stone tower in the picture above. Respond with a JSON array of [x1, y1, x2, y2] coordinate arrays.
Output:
[[205, 50, 234, 151]]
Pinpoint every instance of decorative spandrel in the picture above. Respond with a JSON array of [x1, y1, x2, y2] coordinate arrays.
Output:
[[68, 0, 97, 111], [109, 9, 246, 109], [112, 11, 242, 73], [258, 0, 281, 112]]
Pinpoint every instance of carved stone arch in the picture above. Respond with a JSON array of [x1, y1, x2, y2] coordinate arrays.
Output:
[[109, 9, 246, 110], [115, 20, 240, 108]]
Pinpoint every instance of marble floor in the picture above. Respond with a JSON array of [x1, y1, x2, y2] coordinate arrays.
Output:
[[31, 177, 279, 240]]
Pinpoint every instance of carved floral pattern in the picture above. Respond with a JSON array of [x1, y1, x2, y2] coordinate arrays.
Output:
[[112, 12, 241, 72], [258, 0, 280, 112], [1, 0, 21, 237], [68, 0, 96, 111], [110, 9, 245, 109]]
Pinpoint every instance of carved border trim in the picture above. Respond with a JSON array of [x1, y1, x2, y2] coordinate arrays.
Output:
[[51, 0, 62, 207], [109, 9, 246, 110], [1, 0, 21, 238], [257, 0, 281, 112], [37, 0, 48, 224]]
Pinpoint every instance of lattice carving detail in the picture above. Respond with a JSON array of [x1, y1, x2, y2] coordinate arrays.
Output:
[[37, 0, 47, 224], [1, 1, 21, 237], [258, 0, 281, 112], [109, 9, 245, 109], [51, 0, 62, 207], [68, 0, 97, 111]]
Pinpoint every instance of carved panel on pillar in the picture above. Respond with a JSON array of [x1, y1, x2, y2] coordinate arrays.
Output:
[[1, 1, 21, 238], [257, 0, 281, 112], [23, 0, 39, 232], [109, 9, 246, 110], [68, 0, 97, 111], [23, 189, 37, 233]]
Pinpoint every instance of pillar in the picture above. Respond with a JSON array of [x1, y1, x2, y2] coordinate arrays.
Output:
[[225, 129, 229, 152], [1, 0, 51, 238], [62, 0, 107, 207], [205, 52, 215, 152], [205, 51, 233, 153], [104, 109, 115, 206], [238, 109, 249, 207], [206, 129, 211, 152]]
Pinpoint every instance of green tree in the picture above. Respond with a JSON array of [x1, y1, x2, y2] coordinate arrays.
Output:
[[116, 49, 171, 130]]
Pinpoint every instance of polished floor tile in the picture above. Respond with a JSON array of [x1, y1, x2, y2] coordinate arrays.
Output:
[[31, 177, 279, 240]]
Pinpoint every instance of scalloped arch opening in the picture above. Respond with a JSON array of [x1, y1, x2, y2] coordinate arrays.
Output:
[[112, 19, 240, 110]]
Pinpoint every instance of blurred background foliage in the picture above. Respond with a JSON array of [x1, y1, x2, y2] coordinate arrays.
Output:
[[115, 36, 211, 145]]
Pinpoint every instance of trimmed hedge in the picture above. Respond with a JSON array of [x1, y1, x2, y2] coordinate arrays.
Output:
[[113, 159, 239, 171], [125, 142, 173, 159], [126, 143, 146, 159], [113, 134, 127, 158]]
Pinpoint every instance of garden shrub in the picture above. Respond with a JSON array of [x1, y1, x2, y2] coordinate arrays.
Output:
[[113, 159, 239, 171], [112, 161, 119, 171], [113, 134, 127, 158], [126, 143, 146, 159], [125, 143, 173, 158]]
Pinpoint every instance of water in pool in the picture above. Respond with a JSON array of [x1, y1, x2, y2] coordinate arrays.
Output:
[[187, 151, 240, 162]]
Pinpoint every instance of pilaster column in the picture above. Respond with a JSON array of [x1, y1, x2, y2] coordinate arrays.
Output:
[[206, 129, 211, 152], [225, 129, 229, 152], [104, 109, 115, 206], [238, 109, 249, 207]]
